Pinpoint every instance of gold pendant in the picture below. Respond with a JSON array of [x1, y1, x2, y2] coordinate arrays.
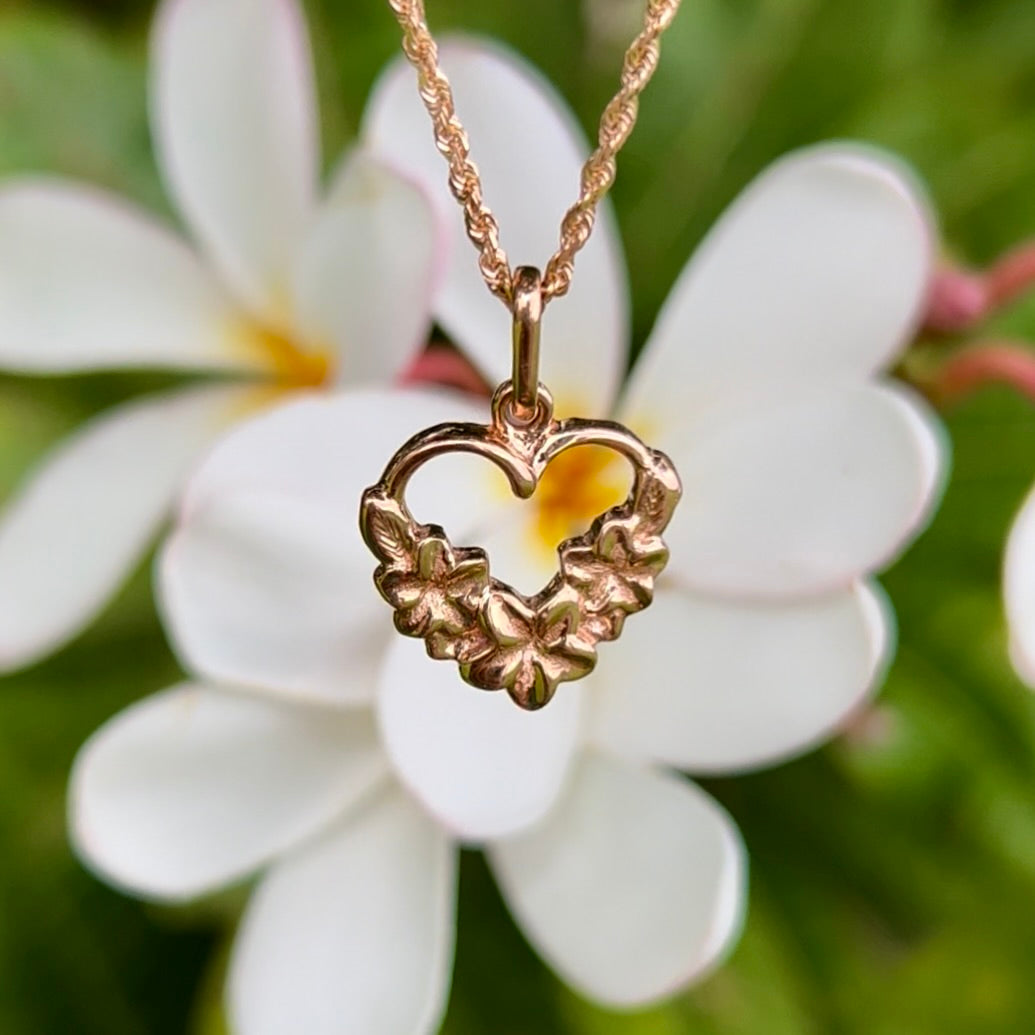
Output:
[[359, 268, 682, 710]]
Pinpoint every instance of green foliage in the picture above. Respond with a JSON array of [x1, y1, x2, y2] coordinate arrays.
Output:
[[2, 1, 1035, 1032], [0, 7, 161, 207], [0, 613, 214, 1034]]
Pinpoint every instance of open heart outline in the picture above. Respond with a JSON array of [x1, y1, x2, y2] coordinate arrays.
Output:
[[359, 384, 682, 710]]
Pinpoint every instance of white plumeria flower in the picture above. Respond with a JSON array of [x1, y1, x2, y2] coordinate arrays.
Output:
[[1006, 487, 1035, 687], [0, 0, 438, 672], [70, 41, 946, 1035]]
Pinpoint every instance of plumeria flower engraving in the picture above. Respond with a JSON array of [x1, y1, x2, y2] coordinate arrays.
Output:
[[0, 0, 439, 672], [1005, 486, 1035, 687], [465, 585, 597, 708], [563, 517, 668, 617], [365, 494, 493, 658], [382, 534, 490, 638], [70, 39, 947, 1035]]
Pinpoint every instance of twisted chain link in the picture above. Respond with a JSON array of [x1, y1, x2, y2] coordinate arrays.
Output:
[[386, 0, 682, 309]]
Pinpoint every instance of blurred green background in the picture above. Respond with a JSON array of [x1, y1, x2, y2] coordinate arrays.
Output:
[[2, 0, 1035, 1031]]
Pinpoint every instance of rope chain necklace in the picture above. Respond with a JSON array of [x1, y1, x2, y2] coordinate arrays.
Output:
[[360, 0, 685, 710]]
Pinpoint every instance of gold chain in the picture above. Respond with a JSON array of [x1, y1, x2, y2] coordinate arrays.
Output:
[[386, 0, 682, 309]]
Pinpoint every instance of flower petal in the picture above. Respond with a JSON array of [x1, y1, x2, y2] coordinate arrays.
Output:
[[489, 752, 745, 1007], [364, 39, 628, 415], [1005, 484, 1035, 688], [70, 684, 388, 901], [152, 0, 318, 318], [293, 152, 440, 384], [661, 382, 945, 597], [621, 144, 933, 430], [0, 181, 255, 373], [164, 387, 505, 703], [160, 490, 388, 706], [589, 582, 889, 772], [377, 636, 582, 841], [179, 387, 500, 546], [0, 386, 244, 673], [229, 785, 456, 1035]]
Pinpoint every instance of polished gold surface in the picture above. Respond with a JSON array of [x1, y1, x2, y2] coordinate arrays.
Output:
[[385, 0, 683, 308], [509, 266, 543, 424], [359, 383, 682, 710]]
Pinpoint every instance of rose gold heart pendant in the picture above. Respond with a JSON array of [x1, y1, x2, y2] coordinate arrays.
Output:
[[359, 268, 682, 710]]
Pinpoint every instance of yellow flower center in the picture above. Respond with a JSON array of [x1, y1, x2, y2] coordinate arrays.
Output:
[[254, 325, 333, 388], [222, 320, 337, 421], [528, 445, 629, 563]]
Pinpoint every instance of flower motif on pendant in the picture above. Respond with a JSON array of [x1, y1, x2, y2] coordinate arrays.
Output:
[[465, 585, 597, 709], [562, 516, 670, 634], [380, 536, 490, 638], [364, 492, 493, 662]]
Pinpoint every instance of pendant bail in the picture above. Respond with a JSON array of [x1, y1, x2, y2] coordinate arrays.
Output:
[[510, 266, 543, 424]]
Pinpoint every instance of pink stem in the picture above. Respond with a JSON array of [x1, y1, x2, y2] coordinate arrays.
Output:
[[986, 241, 1035, 308], [924, 268, 989, 333], [932, 342, 1035, 405], [924, 241, 1035, 333], [398, 346, 492, 397]]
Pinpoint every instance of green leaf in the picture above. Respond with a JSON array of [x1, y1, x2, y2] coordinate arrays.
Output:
[[0, 8, 163, 209]]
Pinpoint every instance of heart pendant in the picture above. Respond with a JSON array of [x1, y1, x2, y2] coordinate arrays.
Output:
[[360, 267, 681, 710], [359, 380, 682, 710]]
